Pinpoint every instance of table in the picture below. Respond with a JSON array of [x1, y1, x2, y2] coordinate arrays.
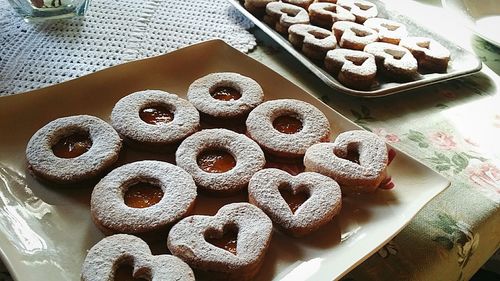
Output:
[[1, 0, 499, 280]]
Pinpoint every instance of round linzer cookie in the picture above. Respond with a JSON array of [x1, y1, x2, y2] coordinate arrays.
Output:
[[332, 21, 379, 51], [167, 203, 273, 281], [246, 99, 330, 158], [364, 42, 418, 81], [399, 36, 450, 73], [91, 160, 197, 236], [288, 24, 337, 60], [264, 2, 310, 34], [324, 48, 377, 90], [308, 2, 355, 29], [175, 128, 266, 195], [111, 90, 200, 150], [304, 130, 389, 193], [187, 72, 264, 119], [82, 234, 195, 281], [248, 168, 342, 237], [26, 115, 122, 184], [364, 18, 408, 45], [337, 0, 378, 23]]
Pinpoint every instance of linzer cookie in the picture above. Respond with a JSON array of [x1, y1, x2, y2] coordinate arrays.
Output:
[[337, 0, 378, 23], [111, 90, 200, 150], [82, 234, 195, 281], [246, 99, 330, 158], [264, 2, 310, 34], [399, 36, 450, 73], [175, 128, 265, 195], [167, 203, 273, 281], [325, 48, 377, 89], [364, 42, 418, 80], [187, 72, 264, 119], [304, 130, 388, 193], [364, 18, 408, 45], [26, 115, 122, 184], [244, 0, 277, 17], [90, 160, 197, 236], [288, 24, 337, 60], [332, 21, 378, 50], [248, 168, 342, 237], [282, 0, 314, 9], [308, 2, 355, 29]]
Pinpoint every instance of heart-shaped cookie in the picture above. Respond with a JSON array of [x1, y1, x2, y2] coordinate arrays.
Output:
[[304, 130, 388, 193], [81, 234, 195, 281], [248, 168, 342, 237], [364, 42, 418, 81], [167, 203, 273, 281]]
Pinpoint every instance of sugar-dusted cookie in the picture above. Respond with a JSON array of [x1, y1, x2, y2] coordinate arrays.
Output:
[[248, 168, 342, 237], [288, 24, 337, 60], [187, 72, 264, 119], [324, 48, 377, 89], [364, 42, 418, 80], [111, 90, 200, 150], [399, 36, 451, 73], [332, 21, 378, 50], [244, 0, 278, 17], [337, 0, 378, 23], [264, 2, 310, 34], [167, 203, 273, 281], [82, 234, 195, 281], [91, 160, 197, 236], [304, 130, 388, 193], [308, 2, 355, 29], [26, 115, 122, 184], [364, 18, 408, 45], [246, 99, 330, 158], [176, 128, 265, 195]]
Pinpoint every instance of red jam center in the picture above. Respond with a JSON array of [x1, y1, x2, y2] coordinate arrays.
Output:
[[273, 115, 303, 134], [114, 264, 149, 281], [139, 106, 174, 125], [206, 228, 238, 255], [279, 186, 309, 214], [210, 86, 242, 101], [124, 183, 164, 209], [52, 133, 92, 158], [197, 150, 236, 173]]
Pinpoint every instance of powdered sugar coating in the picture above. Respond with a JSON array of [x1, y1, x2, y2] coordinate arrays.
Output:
[[282, 0, 314, 9], [304, 130, 388, 193], [175, 129, 266, 194], [264, 2, 310, 34], [364, 42, 418, 80], [25, 115, 122, 183], [111, 90, 200, 147], [248, 168, 342, 237], [308, 2, 356, 29], [167, 203, 273, 281], [333, 21, 378, 50], [289, 24, 337, 60], [91, 160, 197, 234], [187, 72, 264, 119], [325, 48, 377, 89], [364, 18, 408, 45], [399, 36, 450, 72], [246, 99, 330, 158], [82, 234, 195, 281], [337, 0, 378, 23]]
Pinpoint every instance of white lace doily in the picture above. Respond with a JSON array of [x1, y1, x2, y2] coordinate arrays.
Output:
[[0, 0, 256, 95]]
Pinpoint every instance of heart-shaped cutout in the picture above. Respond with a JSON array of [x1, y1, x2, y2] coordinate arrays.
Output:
[[304, 130, 388, 193], [249, 168, 342, 237], [81, 234, 194, 281], [278, 183, 310, 214], [114, 264, 148, 281], [167, 203, 272, 281], [205, 223, 239, 255]]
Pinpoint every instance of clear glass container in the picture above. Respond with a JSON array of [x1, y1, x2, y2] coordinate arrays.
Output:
[[7, 0, 90, 21]]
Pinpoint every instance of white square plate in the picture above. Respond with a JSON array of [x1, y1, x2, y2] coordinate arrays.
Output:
[[0, 40, 450, 281]]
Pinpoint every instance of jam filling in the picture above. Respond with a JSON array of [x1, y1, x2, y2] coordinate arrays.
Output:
[[139, 106, 174, 125], [279, 184, 309, 214], [124, 183, 164, 209], [197, 150, 236, 173], [273, 115, 303, 134], [205, 226, 238, 255], [210, 86, 242, 101], [52, 133, 92, 158], [114, 263, 149, 281]]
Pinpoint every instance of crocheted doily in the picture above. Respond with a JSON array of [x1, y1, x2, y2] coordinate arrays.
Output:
[[0, 0, 256, 95]]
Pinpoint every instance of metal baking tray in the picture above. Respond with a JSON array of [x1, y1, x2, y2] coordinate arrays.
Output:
[[228, 0, 482, 97]]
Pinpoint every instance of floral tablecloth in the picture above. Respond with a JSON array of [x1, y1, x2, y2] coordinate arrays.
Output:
[[247, 1, 499, 280]]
